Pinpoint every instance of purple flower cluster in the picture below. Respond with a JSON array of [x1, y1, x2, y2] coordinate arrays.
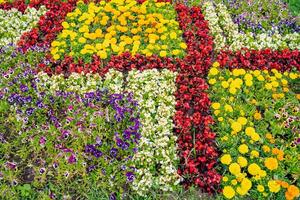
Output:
[[221, 0, 299, 35], [0, 56, 141, 198]]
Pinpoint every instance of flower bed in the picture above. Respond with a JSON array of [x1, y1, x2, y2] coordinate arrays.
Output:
[[208, 63, 299, 199], [0, 0, 299, 199]]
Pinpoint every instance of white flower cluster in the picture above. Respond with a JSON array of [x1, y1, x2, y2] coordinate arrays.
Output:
[[35, 70, 123, 94], [126, 69, 180, 195], [0, 6, 47, 46], [203, 1, 300, 51], [36, 69, 180, 195]]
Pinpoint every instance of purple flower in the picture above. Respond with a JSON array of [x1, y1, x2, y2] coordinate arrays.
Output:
[[110, 148, 118, 158], [36, 100, 44, 108], [20, 84, 28, 92], [39, 136, 46, 146], [53, 162, 59, 169], [116, 138, 124, 148], [68, 154, 77, 164], [122, 142, 129, 150], [26, 108, 34, 116], [39, 168, 46, 174], [96, 136, 102, 146], [121, 165, 126, 170], [125, 172, 135, 182], [85, 145, 95, 153], [94, 150, 103, 158], [87, 165, 97, 173], [6, 162, 16, 170]]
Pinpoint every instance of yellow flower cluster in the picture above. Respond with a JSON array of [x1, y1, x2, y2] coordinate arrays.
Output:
[[209, 62, 300, 199], [50, 0, 187, 62]]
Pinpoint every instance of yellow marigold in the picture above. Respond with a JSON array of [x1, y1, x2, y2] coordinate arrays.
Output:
[[221, 81, 229, 88], [231, 179, 237, 185], [229, 163, 241, 175], [260, 170, 267, 177], [245, 127, 255, 136], [218, 117, 224, 122], [53, 54, 60, 60], [250, 132, 260, 142], [172, 49, 180, 55], [78, 37, 87, 43], [266, 133, 273, 140], [264, 157, 278, 171], [159, 50, 167, 57], [238, 144, 249, 154], [214, 110, 220, 116], [257, 185, 265, 192], [268, 180, 281, 193], [289, 73, 298, 80], [237, 156, 248, 167], [264, 145, 272, 151], [222, 176, 229, 182], [236, 173, 246, 182], [237, 117, 247, 125], [241, 178, 252, 191], [253, 70, 260, 76], [247, 163, 261, 176], [232, 69, 240, 76], [281, 79, 288, 85], [229, 87, 237, 94], [170, 32, 177, 39], [220, 154, 232, 165], [254, 112, 262, 120], [209, 78, 216, 85], [244, 73, 253, 80], [223, 186, 235, 199], [212, 102, 220, 110], [236, 186, 248, 196], [245, 80, 253, 86], [225, 104, 233, 112], [265, 83, 272, 90], [250, 150, 259, 157], [231, 121, 242, 132], [180, 42, 187, 49], [209, 67, 219, 76], [257, 75, 265, 81], [271, 81, 279, 88], [213, 62, 220, 68]]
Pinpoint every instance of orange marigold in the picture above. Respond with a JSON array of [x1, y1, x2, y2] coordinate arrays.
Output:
[[285, 185, 300, 200]]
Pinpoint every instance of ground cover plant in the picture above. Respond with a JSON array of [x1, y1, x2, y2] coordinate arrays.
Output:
[[0, 0, 299, 199]]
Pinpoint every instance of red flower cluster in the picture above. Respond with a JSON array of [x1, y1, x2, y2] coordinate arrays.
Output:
[[17, 0, 79, 51], [217, 48, 300, 72], [175, 4, 221, 193], [0, 0, 27, 13], [0, 0, 84, 51], [43, 52, 177, 76]]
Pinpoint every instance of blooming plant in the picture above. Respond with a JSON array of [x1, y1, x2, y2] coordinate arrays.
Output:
[[35, 67, 180, 196], [0, 60, 141, 199], [0, 6, 47, 46], [213, 0, 299, 35], [208, 62, 300, 199], [203, 1, 300, 51], [50, 0, 187, 63], [0, 0, 299, 199]]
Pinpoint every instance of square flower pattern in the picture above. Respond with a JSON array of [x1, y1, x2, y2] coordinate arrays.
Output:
[[0, 0, 299, 199]]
